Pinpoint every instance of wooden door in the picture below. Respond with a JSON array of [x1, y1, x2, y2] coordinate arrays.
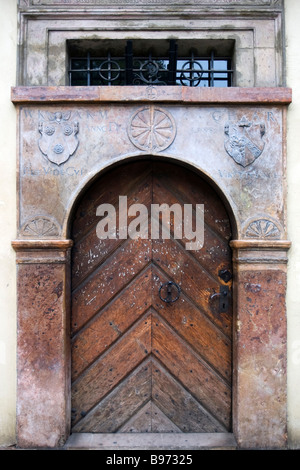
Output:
[[70, 160, 233, 433]]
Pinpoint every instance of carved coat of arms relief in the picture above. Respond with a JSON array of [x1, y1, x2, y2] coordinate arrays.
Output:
[[224, 116, 266, 167], [38, 111, 79, 165]]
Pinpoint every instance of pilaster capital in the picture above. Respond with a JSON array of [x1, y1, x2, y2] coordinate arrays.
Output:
[[11, 239, 73, 264], [229, 239, 291, 266]]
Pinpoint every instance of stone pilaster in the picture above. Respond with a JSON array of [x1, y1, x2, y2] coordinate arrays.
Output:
[[12, 240, 73, 449], [230, 240, 291, 449]]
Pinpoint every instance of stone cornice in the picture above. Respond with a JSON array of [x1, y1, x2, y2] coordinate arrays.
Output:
[[18, 0, 283, 10]]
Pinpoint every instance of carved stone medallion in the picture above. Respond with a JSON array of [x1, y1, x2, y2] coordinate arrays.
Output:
[[128, 106, 176, 152], [224, 116, 266, 167], [244, 217, 282, 239], [38, 111, 79, 166], [20, 216, 61, 238]]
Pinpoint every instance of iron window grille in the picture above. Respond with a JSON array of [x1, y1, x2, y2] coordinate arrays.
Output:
[[68, 40, 233, 87]]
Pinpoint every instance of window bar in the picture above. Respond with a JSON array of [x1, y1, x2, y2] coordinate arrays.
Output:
[[68, 57, 72, 86], [125, 40, 133, 85], [107, 51, 111, 86], [209, 49, 215, 87], [191, 50, 197, 86], [168, 39, 178, 85], [108, 51, 114, 86], [228, 59, 232, 86], [87, 51, 91, 86]]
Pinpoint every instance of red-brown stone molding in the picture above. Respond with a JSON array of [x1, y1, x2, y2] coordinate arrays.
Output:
[[12, 239, 73, 264], [12, 239, 73, 250], [11, 86, 292, 105], [230, 240, 292, 249]]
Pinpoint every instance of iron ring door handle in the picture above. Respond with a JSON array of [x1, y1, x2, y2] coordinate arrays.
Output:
[[159, 281, 181, 303]]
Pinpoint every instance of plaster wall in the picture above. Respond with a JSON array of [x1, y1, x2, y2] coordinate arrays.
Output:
[[285, 0, 300, 449], [0, 0, 17, 447]]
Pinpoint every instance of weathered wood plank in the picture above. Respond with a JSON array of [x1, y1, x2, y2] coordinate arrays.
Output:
[[72, 359, 152, 432], [72, 268, 152, 381], [152, 268, 232, 380], [152, 361, 227, 432], [150, 403, 182, 433], [119, 401, 182, 433], [152, 314, 231, 429], [71, 172, 152, 288], [119, 401, 152, 433], [152, 161, 232, 242], [71, 237, 151, 333], [152, 175, 232, 283], [153, 237, 232, 334], [71, 315, 151, 424], [72, 161, 151, 244]]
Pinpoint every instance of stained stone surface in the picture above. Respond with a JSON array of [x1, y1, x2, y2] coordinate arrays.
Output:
[[17, 99, 286, 240]]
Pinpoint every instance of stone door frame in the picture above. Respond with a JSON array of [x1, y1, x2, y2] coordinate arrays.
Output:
[[11, 86, 291, 449]]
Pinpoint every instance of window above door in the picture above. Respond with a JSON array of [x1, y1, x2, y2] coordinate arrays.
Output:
[[68, 39, 234, 87], [17, 2, 284, 87]]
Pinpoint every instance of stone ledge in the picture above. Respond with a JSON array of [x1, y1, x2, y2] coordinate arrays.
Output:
[[11, 86, 292, 105], [230, 239, 291, 265], [230, 240, 292, 250], [11, 239, 73, 264], [11, 239, 73, 250]]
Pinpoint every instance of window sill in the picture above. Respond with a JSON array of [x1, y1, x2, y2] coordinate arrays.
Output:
[[11, 86, 292, 105]]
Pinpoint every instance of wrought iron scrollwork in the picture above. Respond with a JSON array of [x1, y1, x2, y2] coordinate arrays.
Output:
[[69, 40, 233, 87], [132, 58, 167, 86]]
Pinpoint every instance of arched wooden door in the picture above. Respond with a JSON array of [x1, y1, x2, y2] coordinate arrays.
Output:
[[70, 160, 233, 433]]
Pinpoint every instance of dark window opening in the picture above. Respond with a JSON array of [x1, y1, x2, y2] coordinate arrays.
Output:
[[68, 39, 233, 87]]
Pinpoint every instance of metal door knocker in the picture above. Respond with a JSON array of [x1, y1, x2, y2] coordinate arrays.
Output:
[[159, 281, 181, 304]]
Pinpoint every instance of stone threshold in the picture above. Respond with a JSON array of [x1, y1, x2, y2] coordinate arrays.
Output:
[[63, 433, 237, 450]]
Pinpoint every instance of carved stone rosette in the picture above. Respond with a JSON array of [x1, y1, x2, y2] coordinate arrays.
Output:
[[128, 106, 176, 152]]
